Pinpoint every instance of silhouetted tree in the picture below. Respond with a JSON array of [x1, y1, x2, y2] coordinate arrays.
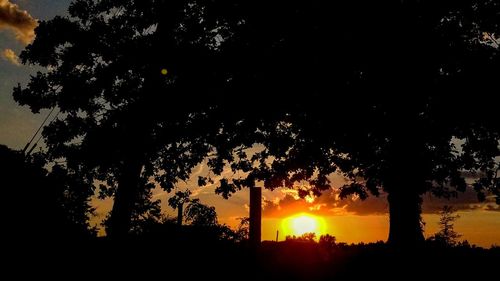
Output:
[[46, 164, 97, 236], [102, 180, 165, 235], [430, 206, 462, 247], [286, 233, 317, 242], [168, 190, 191, 225], [171, 198, 241, 242], [234, 217, 250, 242], [12, 0, 500, 245], [184, 199, 217, 226], [319, 234, 337, 249], [13, 0, 235, 238], [201, 1, 500, 247]]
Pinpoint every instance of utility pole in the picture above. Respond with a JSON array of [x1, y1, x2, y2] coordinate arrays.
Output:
[[177, 203, 183, 226], [249, 186, 262, 247]]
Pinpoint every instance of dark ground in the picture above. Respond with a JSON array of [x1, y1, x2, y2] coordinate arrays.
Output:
[[6, 236, 499, 280]]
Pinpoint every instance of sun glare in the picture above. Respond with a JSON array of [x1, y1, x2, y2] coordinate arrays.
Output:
[[282, 213, 327, 238]]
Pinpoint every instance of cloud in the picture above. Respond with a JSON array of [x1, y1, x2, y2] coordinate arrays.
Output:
[[262, 188, 389, 218], [263, 187, 499, 217], [340, 194, 389, 215], [422, 190, 499, 214], [263, 194, 311, 217], [2, 48, 20, 65], [0, 0, 37, 44]]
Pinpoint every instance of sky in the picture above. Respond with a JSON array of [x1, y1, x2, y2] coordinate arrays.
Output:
[[0, 0, 70, 149], [1, 0, 499, 247]]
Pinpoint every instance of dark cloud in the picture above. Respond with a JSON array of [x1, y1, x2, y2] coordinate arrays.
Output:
[[263, 187, 498, 217], [0, 0, 37, 44], [340, 194, 388, 215], [422, 190, 498, 214], [262, 189, 388, 218]]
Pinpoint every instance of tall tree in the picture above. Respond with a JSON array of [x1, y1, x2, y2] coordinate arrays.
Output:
[[13, 0, 233, 238], [201, 0, 500, 247]]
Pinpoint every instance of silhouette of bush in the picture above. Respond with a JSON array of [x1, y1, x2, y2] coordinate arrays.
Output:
[[286, 232, 317, 242], [319, 234, 337, 249], [0, 145, 95, 242]]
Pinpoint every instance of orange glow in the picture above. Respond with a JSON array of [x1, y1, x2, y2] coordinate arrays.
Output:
[[281, 213, 327, 238]]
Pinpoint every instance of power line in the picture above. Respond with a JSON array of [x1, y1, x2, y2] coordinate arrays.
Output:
[[23, 107, 59, 156], [26, 109, 61, 156], [26, 134, 43, 156]]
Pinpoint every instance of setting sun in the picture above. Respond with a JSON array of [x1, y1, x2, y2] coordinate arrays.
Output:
[[282, 213, 327, 238], [292, 215, 317, 234]]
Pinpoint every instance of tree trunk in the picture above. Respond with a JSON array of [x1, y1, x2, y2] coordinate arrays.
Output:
[[387, 186, 425, 247], [104, 1, 185, 240], [107, 157, 144, 239], [385, 117, 426, 247]]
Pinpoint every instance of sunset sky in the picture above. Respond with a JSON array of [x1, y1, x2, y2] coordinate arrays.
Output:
[[1, 0, 499, 247]]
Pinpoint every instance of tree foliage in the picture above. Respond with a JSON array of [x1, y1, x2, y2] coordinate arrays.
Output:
[[199, 0, 500, 246], [13, 0, 500, 243], [234, 217, 250, 242], [286, 233, 317, 242], [168, 190, 192, 211], [184, 199, 218, 226], [102, 181, 165, 235], [12, 0, 234, 236], [319, 234, 337, 249]]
